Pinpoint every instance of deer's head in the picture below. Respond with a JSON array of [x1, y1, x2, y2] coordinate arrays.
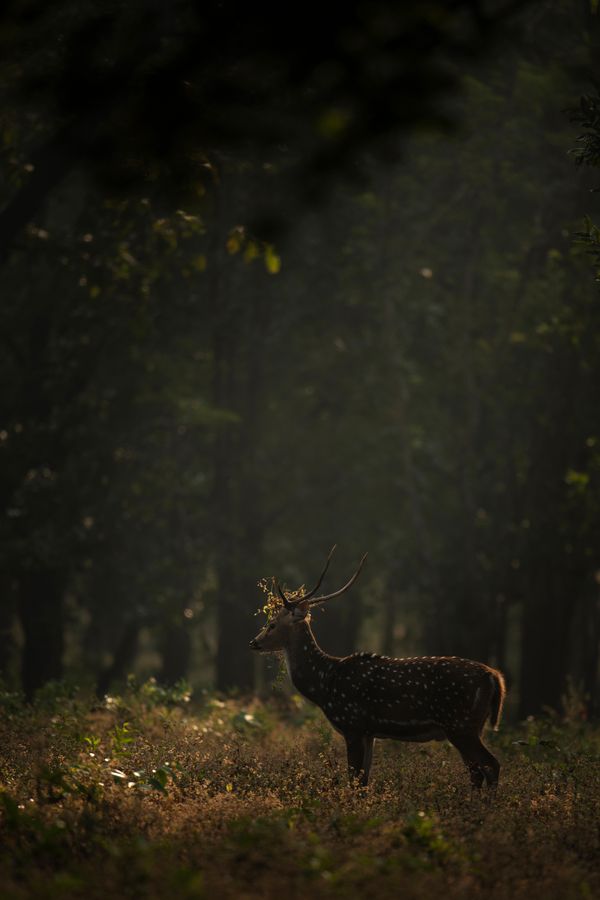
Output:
[[249, 599, 311, 652], [249, 547, 367, 653]]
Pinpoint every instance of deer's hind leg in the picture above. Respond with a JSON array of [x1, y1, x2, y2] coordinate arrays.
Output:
[[447, 733, 500, 793], [344, 733, 374, 787]]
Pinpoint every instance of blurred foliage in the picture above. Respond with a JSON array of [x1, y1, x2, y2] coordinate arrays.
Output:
[[0, 0, 532, 242]]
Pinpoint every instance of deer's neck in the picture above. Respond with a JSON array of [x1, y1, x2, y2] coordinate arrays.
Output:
[[283, 621, 334, 706]]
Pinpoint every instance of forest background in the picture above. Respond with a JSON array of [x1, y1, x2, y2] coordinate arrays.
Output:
[[2, 0, 600, 722]]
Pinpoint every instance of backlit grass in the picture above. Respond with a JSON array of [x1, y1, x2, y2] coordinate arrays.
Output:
[[0, 680, 598, 899]]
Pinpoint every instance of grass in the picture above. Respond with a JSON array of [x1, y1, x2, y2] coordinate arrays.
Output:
[[0, 679, 599, 899]]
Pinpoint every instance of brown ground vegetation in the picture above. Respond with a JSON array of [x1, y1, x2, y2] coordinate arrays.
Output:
[[0, 681, 598, 899]]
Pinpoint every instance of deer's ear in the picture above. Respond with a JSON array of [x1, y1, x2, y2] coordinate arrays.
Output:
[[292, 599, 310, 620]]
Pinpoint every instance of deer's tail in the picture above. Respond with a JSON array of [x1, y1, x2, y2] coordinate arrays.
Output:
[[489, 669, 507, 731]]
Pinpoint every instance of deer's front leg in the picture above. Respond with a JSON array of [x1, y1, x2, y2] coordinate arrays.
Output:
[[344, 733, 374, 786]]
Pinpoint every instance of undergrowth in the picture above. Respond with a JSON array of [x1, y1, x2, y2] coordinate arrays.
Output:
[[0, 679, 598, 899]]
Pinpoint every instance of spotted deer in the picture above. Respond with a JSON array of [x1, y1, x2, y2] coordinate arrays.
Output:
[[250, 548, 506, 792]]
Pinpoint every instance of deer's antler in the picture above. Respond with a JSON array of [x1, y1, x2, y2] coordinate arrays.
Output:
[[309, 552, 368, 607], [277, 545, 337, 608]]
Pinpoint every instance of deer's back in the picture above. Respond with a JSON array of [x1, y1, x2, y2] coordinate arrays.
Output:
[[326, 653, 500, 738]]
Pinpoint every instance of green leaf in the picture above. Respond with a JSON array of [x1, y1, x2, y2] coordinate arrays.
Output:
[[148, 767, 170, 793], [264, 244, 281, 275], [244, 240, 260, 263]]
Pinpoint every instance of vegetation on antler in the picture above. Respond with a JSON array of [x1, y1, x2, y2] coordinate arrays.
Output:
[[256, 577, 306, 621]]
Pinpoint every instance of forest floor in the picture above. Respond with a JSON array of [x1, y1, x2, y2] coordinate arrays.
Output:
[[0, 680, 598, 900]]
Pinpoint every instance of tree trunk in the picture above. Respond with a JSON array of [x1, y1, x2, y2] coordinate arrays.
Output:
[[519, 575, 575, 717], [0, 576, 17, 683], [580, 587, 600, 718], [158, 618, 192, 685], [213, 327, 265, 692], [211, 164, 273, 693], [494, 593, 509, 673], [381, 589, 397, 657], [95, 619, 142, 698], [212, 308, 255, 690], [309, 587, 364, 657], [215, 573, 255, 692], [18, 570, 65, 700]]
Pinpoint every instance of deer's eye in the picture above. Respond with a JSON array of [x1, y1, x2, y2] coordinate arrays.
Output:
[[268, 623, 275, 630]]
